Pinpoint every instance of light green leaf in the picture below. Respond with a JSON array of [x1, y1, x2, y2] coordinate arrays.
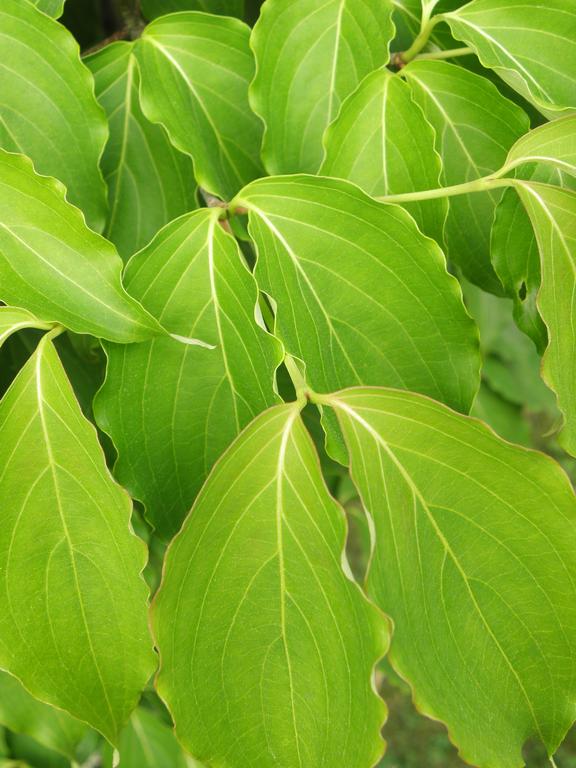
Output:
[[443, 0, 576, 115], [134, 12, 264, 201], [471, 383, 531, 446], [141, 0, 244, 19], [504, 115, 576, 178], [322, 67, 446, 245], [28, 0, 65, 17], [117, 708, 191, 768], [250, 0, 395, 175], [514, 181, 576, 456], [491, 163, 575, 352], [326, 386, 576, 768], [234, 175, 480, 421], [153, 403, 388, 768], [0, 0, 107, 231], [0, 335, 156, 743], [95, 208, 282, 539], [0, 672, 88, 761], [462, 281, 555, 413], [0, 307, 54, 350], [0, 151, 163, 342], [86, 42, 197, 261], [403, 60, 529, 293]]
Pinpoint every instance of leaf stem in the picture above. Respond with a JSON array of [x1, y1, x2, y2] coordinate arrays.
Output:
[[399, 13, 445, 64], [376, 174, 516, 204], [414, 46, 474, 61], [284, 354, 310, 405]]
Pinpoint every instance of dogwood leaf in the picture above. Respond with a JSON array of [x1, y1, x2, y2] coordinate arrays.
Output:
[[0, 307, 54, 350], [86, 42, 197, 261], [0, 151, 163, 342], [443, 0, 576, 115], [95, 209, 282, 539], [135, 12, 264, 201], [327, 386, 576, 768], [514, 181, 576, 456], [0, 672, 89, 761], [504, 115, 576, 178], [235, 175, 480, 416], [0, 335, 156, 743], [153, 403, 388, 768], [322, 67, 447, 245], [250, 0, 395, 175], [29, 0, 65, 17], [403, 60, 529, 293], [0, 0, 107, 231], [491, 164, 575, 352], [141, 0, 244, 19]]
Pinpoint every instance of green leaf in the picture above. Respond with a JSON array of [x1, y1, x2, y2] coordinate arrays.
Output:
[[141, 0, 244, 20], [514, 181, 576, 456], [321, 67, 447, 245], [153, 403, 388, 768], [443, 0, 576, 115], [250, 0, 395, 175], [234, 175, 480, 419], [470, 383, 531, 446], [86, 42, 197, 261], [491, 163, 575, 352], [95, 208, 282, 539], [0, 151, 163, 342], [0, 0, 107, 231], [403, 60, 529, 293], [0, 334, 155, 743], [134, 12, 264, 201], [117, 708, 192, 768], [504, 115, 576, 178], [28, 0, 65, 17], [0, 672, 88, 761], [326, 386, 576, 768], [462, 281, 555, 413], [0, 307, 54, 350]]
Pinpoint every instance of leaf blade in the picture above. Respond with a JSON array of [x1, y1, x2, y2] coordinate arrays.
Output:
[[153, 402, 388, 768], [0, 336, 156, 743], [0, 151, 162, 342], [0, 0, 107, 230], [250, 0, 395, 175], [86, 42, 197, 261], [328, 385, 576, 768], [95, 208, 282, 539], [135, 12, 264, 201]]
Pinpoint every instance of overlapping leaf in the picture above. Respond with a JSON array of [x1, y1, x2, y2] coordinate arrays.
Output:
[[135, 12, 264, 201], [235, 175, 480, 417], [153, 403, 388, 768], [115, 708, 194, 768], [0, 335, 155, 743], [443, 0, 576, 115], [403, 60, 528, 293], [96, 208, 281, 539], [322, 67, 446, 244], [250, 0, 395, 175], [0, 151, 162, 342], [327, 386, 576, 768], [0, 0, 107, 230], [29, 0, 65, 17], [141, 0, 244, 18], [0, 307, 54, 350], [504, 115, 576, 178], [491, 164, 574, 351], [86, 42, 197, 261], [514, 181, 576, 456], [0, 672, 89, 761]]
